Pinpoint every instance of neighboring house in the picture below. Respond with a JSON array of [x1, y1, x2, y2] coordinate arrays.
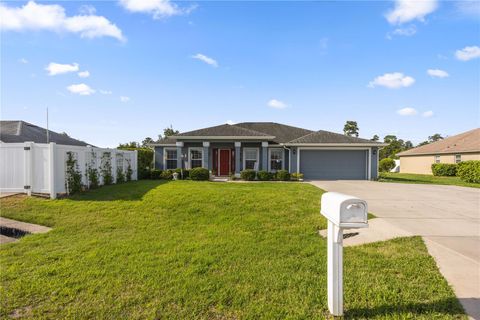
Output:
[[150, 122, 385, 180], [397, 128, 480, 175], [0, 120, 91, 146]]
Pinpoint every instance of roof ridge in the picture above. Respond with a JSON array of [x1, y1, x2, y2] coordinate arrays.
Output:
[[286, 130, 318, 143], [229, 123, 273, 136]]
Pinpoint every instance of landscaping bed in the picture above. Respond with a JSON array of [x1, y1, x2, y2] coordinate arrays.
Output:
[[0, 181, 465, 319], [379, 172, 480, 188]]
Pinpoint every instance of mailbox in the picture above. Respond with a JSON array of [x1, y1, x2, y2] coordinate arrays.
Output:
[[320, 192, 369, 317]]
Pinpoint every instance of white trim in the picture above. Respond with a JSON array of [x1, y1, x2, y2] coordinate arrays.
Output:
[[243, 147, 259, 171], [174, 136, 275, 140], [175, 141, 184, 147], [268, 148, 284, 172], [217, 149, 231, 176], [234, 141, 241, 147], [164, 147, 178, 170], [188, 147, 203, 169], [202, 141, 210, 147], [261, 141, 269, 147]]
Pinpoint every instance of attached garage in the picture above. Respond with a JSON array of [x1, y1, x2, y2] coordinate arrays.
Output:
[[299, 149, 369, 180]]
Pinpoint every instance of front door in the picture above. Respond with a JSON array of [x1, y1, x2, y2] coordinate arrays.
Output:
[[219, 149, 230, 176]]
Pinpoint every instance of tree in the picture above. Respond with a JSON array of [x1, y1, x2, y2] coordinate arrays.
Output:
[[343, 121, 359, 137], [383, 135, 397, 144], [163, 125, 179, 138], [371, 134, 379, 141], [142, 137, 154, 147], [118, 141, 139, 149], [404, 140, 413, 149], [428, 133, 443, 142]]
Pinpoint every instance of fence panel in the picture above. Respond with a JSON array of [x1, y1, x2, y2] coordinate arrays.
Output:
[[0, 143, 26, 192]]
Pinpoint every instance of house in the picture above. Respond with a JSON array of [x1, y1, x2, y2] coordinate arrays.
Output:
[[151, 122, 385, 180], [0, 120, 91, 146], [397, 128, 480, 175]]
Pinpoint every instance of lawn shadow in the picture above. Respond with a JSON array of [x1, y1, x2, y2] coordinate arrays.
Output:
[[345, 297, 469, 319], [68, 180, 168, 201]]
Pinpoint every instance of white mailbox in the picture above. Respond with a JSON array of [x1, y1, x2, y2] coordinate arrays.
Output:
[[320, 192, 369, 317]]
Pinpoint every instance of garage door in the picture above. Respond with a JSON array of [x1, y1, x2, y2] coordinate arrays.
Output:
[[299, 150, 368, 180]]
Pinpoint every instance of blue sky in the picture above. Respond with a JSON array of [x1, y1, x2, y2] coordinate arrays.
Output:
[[1, 0, 479, 147]]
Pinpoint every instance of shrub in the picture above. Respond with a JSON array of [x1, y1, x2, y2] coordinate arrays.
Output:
[[161, 170, 174, 180], [65, 152, 82, 195], [291, 173, 304, 181], [275, 170, 291, 181], [100, 152, 113, 185], [257, 170, 273, 181], [139, 168, 151, 179], [126, 163, 133, 181], [240, 169, 256, 181], [457, 161, 480, 183], [116, 168, 125, 183], [379, 158, 396, 172], [190, 168, 210, 181], [118, 147, 153, 179], [175, 168, 190, 180], [150, 169, 163, 179], [431, 163, 457, 176]]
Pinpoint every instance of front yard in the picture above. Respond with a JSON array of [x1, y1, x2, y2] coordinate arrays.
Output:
[[0, 181, 465, 319], [379, 172, 480, 188]]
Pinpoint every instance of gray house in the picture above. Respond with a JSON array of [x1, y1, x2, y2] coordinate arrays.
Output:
[[151, 122, 385, 180]]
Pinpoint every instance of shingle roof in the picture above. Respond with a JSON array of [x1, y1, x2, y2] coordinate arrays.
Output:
[[0, 121, 91, 146], [173, 124, 272, 138], [287, 130, 383, 145], [397, 128, 480, 156], [234, 122, 313, 144]]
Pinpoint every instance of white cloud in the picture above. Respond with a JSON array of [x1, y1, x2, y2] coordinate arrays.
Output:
[[120, 96, 130, 102], [226, 120, 236, 125], [0, 1, 125, 42], [386, 25, 417, 39], [397, 107, 418, 116], [386, 0, 438, 24], [99, 89, 112, 95], [422, 110, 434, 117], [79, 5, 96, 15], [427, 69, 449, 78], [78, 70, 90, 78], [368, 72, 415, 89], [455, 46, 480, 61], [267, 99, 287, 109], [46, 62, 79, 75], [119, 0, 196, 19], [18, 58, 28, 64], [67, 83, 95, 95], [192, 53, 218, 67]]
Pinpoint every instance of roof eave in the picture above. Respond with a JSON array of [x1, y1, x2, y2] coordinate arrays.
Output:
[[398, 150, 480, 157], [284, 143, 388, 147]]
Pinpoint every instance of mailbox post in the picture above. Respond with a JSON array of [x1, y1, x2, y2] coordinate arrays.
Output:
[[320, 192, 369, 316]]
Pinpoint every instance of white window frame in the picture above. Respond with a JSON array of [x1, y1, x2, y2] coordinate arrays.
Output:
[[434, 155, 440, 164], [188, 147, 204, 169], [164, 148, 178, 170], [455, 154, 461, 163], [243, 147, 259, 171], [268, 148, 284, 172]]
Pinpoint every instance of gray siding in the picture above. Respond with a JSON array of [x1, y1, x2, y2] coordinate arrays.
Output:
[[371, 147, 379, 179], [154, 147, 164, 169]]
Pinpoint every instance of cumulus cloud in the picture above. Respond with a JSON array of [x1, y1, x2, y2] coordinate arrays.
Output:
[[267, 99, 287, 109], [386, 25, 417, 39], [67, 83, 95, 95], [455, 46, 480, 61], [422, 110, 434, 117], [427, 69, 449, 78], [99, 89, 112, 95], [0, 1, 125, 42], [46, 62, 79, 75], [386, 0, 438, 24], [119, 0, 196, 19], [191, 53, 218, 67], [397, 107, 418, 116], [368, 72, 415, 89], [120, 96, 130, 102], [78, 70, 90, 78]]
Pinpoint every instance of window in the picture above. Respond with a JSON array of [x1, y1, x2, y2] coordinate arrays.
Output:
[[455, 154, 461, 163], [434, 155, 440, 163], [189, 148, 203, 168], [244, 148, 258, 170], [165, 149, 177, 170], [269, 149, 283, 172], [116, 153, 124, 170]]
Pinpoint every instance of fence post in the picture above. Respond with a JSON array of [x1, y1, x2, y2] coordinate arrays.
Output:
[[24, 142, 34, 196], [134, 150, 138, 180], [49, 142, 57, 199]]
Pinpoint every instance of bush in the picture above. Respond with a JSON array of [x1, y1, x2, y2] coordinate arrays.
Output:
[[379, 158, 396, 172], [241, 169, 256, 181], [290, 173, 304, 181], [118, 147, 153, 179], [257, 170, 274, 181], [175, 168, 190, 180], [139, 168, 151, 179], [190, 168, 209, 181], [150, 169, 163, 179], [161, 170, 174, 180], [275, 170, 291, 181], [431, 163, 457, 176], [457, 161, 480, 183], [116, 168, 125, 183], [126, 164, 133, 182]]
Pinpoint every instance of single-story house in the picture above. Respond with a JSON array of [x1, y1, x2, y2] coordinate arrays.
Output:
[[397, 128, 480, 174], [151, 122, 385, 180]]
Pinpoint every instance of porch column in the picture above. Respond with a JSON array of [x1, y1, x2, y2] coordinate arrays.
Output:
[[261, 141, 268, 171], [203, 142, 210, 170], [235, 142, 241, 176], [176, 141, 184, 169]]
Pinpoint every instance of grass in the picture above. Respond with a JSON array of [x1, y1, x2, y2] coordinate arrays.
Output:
[[379, 172, 480, 189], [0, 181, 465, 319]]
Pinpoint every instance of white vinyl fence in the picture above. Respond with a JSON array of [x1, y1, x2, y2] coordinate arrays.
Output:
[[0, 142, 137, 199]]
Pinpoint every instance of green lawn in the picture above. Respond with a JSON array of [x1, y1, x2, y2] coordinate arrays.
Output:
[[379, 172, 480, 188], [0, 181, 465, 319]]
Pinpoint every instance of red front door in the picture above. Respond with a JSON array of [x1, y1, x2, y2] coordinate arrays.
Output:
[[219, 149, 230, 176]]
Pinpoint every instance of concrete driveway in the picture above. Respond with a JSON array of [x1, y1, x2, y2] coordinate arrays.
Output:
[[310, 180, 480, 319]]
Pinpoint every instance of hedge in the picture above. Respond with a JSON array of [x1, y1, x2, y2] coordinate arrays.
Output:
[[257, 170, 274, 181], [240, 169, 256, 181], [379, 158, 396, 172], [431, 163, 457, 176], [275, 170, 291, 181], [150, 169, 162, 180], [457, 161, 480, 183], [190, 168, 210, 181]]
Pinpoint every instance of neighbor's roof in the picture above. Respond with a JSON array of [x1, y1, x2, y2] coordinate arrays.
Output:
[[286, 130, 383, 145], [0, 120, 91, 146], [397, 128, 480, 156]]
